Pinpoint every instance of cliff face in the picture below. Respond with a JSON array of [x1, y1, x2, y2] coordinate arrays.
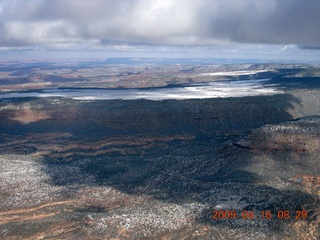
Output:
[[229, 115, 320, 180], [235, 115, 320, 153]]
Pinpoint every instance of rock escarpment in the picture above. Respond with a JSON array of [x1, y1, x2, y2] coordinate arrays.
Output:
[[235, 115, 320, 153]]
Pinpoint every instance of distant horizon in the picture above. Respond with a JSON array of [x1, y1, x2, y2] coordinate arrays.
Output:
[[1, 48, 320, 65]]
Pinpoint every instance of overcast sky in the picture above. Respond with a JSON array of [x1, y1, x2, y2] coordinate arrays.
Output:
[[1, 0, 320, 61]]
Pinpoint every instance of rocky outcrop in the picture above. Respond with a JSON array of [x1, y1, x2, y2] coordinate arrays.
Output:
[[235, 116, 320, 153]]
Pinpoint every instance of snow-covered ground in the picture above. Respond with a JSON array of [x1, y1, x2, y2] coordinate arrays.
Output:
[[0, 79, 282, 101], [199, 70, 270, 76]]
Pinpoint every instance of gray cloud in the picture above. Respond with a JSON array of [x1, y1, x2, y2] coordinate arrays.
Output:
[[0, 0, 320, 49]]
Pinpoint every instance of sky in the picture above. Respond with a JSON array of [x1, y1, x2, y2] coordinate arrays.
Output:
[[0, 0, 320, 62]]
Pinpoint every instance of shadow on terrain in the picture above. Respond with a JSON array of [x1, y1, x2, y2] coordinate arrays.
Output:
[[269, 76, 320, 90], [1, 89, 319, 236]]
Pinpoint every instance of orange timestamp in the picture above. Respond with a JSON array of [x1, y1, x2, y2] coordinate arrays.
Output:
[[212, 209, 308, 220]]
